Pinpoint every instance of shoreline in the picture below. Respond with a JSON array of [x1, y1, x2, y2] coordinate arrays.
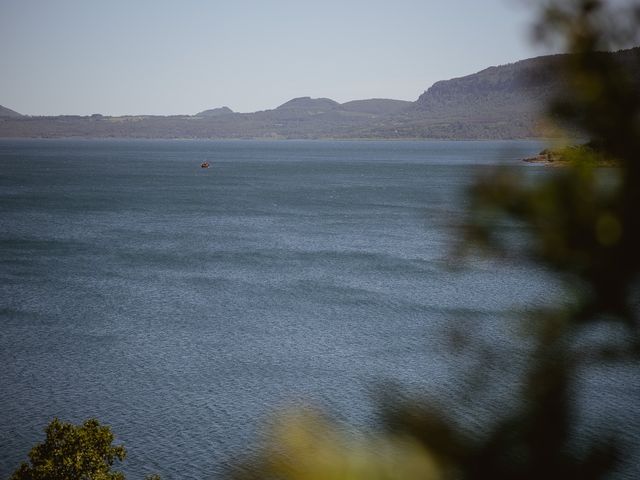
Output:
[[0, 135, 553, 142]]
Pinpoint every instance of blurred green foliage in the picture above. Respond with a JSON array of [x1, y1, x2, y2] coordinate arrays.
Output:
[[471, 0, 640, 326], [231, 2, 640, 480]]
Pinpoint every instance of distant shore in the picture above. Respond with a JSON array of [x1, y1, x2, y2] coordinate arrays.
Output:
[[523, 150, 566, 166], [0, 135, 549, 143], [522, 145, 618, 167]]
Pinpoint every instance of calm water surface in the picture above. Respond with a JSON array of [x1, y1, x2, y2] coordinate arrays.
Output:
[[1, 140, 637, 479]]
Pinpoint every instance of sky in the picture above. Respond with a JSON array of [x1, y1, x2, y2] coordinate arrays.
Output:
[[0, 0, 544, 116]]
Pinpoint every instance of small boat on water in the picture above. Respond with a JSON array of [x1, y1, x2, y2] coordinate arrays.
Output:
[[200, 162, 210, 169]]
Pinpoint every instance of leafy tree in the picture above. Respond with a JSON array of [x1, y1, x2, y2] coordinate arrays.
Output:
[[11, 418, 126, 480]]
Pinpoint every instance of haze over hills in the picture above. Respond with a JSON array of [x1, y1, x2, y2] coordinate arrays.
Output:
[[1, 47, 638, 139]]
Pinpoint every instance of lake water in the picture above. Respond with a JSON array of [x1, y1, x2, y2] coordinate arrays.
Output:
[[1, 139, 638, 479]]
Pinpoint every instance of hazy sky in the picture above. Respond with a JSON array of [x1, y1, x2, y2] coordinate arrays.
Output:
[[0, 0, 544, 116]]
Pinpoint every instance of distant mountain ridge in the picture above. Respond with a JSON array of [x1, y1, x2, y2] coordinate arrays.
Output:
[[351, 47, 639, 139], [364, 54, 567, 139], [0, 105, 22, 118], [1, 47, 638, 139]]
